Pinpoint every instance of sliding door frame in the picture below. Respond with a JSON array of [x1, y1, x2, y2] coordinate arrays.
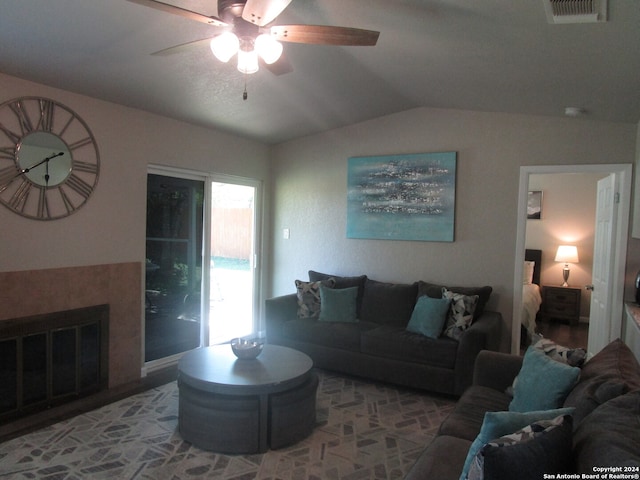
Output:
[[143, 165, 264, 374]]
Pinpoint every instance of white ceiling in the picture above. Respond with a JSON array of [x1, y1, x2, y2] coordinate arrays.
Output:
[[0, 0, 638, 144]]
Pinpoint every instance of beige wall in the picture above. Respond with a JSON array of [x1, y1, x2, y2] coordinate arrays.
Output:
[[270, 107, 639, 351], [0, 72, 270, 387], [0, 73, 270, 273], [1, 70, 638, 366]]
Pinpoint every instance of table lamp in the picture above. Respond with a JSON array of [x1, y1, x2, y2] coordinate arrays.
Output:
[[554, 245, 579, 287]]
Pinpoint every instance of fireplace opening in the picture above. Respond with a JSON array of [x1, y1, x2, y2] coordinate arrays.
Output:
[[0, 305, 109, 423]]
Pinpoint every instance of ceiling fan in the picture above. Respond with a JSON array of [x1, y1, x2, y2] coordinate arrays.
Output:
[[128, 0, 380, 76]]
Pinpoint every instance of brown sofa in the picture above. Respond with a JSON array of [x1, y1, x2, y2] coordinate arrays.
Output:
[[405, 339, 640, 479], [265, 271, 502, 396]]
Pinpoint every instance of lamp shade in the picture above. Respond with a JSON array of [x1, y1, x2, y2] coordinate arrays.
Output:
[[237, 48, 259, 74], [555, 245, 579, 264], [210, 32, 239, 63], [255, 34, 283, 64]]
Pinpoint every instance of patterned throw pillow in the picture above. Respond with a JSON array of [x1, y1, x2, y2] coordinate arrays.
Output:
[[532, 336, 587, 367], [295, 278, 335, 318], [460, 407, 575, 480], [467, 414, 573, 480], [442, 288, 479, 340]]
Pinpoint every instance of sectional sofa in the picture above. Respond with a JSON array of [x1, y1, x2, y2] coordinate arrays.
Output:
[[405, 338, 640, 479], [265, 271, 502, 396]]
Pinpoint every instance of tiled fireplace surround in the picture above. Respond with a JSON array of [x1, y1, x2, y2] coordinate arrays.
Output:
[[0, 262, 142, 389]]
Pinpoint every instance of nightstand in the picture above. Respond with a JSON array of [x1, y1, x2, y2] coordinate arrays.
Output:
[[542, 285, 581, 325]]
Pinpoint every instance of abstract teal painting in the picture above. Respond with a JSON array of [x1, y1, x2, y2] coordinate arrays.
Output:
[[347, 151, 457, 242]]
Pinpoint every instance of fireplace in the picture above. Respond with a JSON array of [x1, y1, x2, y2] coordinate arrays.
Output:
[[0, 305, 109, 423]]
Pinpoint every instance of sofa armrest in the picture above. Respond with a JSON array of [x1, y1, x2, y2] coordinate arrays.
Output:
[[473, 350, 523, 392], [453, 310, 502, 395], [264, 293, 298, 343]]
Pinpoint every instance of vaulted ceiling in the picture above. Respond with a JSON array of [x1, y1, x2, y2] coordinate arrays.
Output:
[[1, 0, 638, 144]]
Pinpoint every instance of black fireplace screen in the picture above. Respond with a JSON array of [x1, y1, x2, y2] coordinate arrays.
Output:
[[0, 305, 109, 423]]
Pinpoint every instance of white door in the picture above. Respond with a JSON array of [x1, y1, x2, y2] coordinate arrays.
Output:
[[588, 174, 617, 354]]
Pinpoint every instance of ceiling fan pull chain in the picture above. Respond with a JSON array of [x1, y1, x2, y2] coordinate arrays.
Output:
[[243, 74, 248, 100]]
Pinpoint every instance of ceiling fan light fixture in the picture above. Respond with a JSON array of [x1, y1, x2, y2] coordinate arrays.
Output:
[[210, 32, 239, 63], [255, 33, 283, 64], [237, 42, 259, 74]]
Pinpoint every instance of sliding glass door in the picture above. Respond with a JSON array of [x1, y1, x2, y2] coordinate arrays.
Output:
[[145, 173, 204, 362], [144, 168, 262, 364]]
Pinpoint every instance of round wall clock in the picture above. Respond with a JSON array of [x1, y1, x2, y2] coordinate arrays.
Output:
[[0, 96, 100, 220]]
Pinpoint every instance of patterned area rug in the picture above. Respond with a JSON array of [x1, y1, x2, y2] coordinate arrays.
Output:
[[0, 370, 455, 479]]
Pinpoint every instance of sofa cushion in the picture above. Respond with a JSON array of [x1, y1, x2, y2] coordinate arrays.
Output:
[[509, 347, 580, 413], [280, 318, 379, 352], [573, 389, 640, 473], [359, 279, 418, 325], [361, 324, 458, 369], [460, 407, 575, 480], [563, 338, 640, 424], [404, 435, 472, 480], [406, 296, 451, 338], [318, 285, 358, 323], [418, 281, 492, 320], [295, 278, 335, 319], [442, 289, 479, 340], [438, 386, 512, 441], [308, 271, 367, 316], [467, 414, 573, 480]]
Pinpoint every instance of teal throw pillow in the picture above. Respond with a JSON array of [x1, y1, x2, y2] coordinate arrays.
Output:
[[318, 285, 358, 323], [509, 347, 581, 413], [406, 296, 450, 338], [459, 407, 575, 480]]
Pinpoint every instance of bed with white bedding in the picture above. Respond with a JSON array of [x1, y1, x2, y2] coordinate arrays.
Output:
[[522, 249, 543, 336]]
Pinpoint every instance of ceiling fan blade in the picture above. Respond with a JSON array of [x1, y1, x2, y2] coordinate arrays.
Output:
[[262, 52, 294, 75], [269, 25, 380, 46], [242, 0, 293, 27], [151, 37, 215, 56], [127, 0, 229, 27]]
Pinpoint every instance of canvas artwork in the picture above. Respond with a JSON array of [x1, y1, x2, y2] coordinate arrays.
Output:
[[527, 191, 543, 219], [347, 151, 457, 242]]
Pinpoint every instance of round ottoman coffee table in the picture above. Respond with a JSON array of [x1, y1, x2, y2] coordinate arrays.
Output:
[[177, 344, 317, 453]]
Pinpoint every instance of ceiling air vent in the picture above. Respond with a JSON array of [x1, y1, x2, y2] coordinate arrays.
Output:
[[543, 0, 608, 24]]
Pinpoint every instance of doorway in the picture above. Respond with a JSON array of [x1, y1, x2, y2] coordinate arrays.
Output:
[[525, 172, 607, 350], [512, 164, 632, 355]]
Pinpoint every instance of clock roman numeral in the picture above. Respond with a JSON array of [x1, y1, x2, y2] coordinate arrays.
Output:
[[69, 136, 94, 151], [65, 173, 93, 198], [73, 160, 98, 174], [0, 165, 18, 190], [0, 146, 15, 161], [0, 121, 22, 144], [9, 180, 31, 212], [8, 100, 34, 135], [37, 186, 50, 219], [58, 186, 75, 214], [37, 99, 55, 132]]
